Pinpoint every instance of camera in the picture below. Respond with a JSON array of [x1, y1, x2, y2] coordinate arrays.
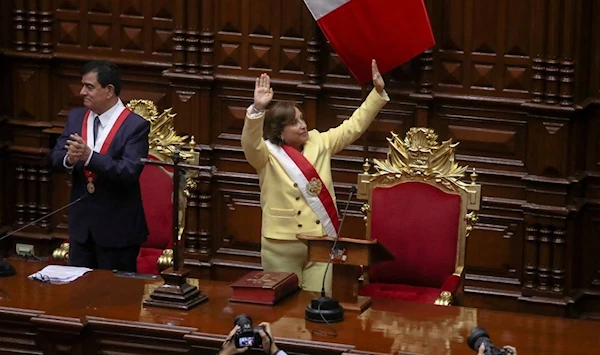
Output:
[[232, 314, 266, 349], [467, 327, 512, 355]]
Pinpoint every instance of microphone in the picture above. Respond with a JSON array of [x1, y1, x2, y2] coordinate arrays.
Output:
[[305, 185, 357, 326], [0, 194, 89, 277]]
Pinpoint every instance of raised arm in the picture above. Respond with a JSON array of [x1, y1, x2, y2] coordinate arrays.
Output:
[[321, 59, 389, 155], [241, 73, 274, 171]]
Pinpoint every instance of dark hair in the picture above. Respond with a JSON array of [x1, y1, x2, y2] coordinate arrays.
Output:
[[264, 101, 302, 145], [81, 60, 122, 95]]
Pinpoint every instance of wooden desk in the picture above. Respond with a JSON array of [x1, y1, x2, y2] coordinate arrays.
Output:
[[0, 260, 599, 355]]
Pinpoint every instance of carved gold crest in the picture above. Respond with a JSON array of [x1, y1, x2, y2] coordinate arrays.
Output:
[[306, 177, 323, 196]]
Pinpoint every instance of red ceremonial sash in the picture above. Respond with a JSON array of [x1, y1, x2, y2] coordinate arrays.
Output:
[[280, 144, 340, 234], [81, 108, 131, 187]]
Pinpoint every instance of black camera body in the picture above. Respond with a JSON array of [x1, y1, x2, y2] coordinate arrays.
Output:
[[232, 314, 266, 349], [467, 327, 511, 355]]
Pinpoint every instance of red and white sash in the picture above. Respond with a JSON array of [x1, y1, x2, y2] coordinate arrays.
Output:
[[265, 140, 340, 237], [81, 107, 131, 189]]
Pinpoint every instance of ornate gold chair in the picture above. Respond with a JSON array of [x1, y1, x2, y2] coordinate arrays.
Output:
[[52, 100, 198, 274], [356, 127, 481, 305]]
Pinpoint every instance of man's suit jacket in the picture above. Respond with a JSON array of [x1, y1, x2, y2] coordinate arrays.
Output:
[[50, 106, 150, 248], [241, 89, 389, 240]]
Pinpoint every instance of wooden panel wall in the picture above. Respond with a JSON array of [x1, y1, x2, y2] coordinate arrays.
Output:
[[0, 0, 599, 317]]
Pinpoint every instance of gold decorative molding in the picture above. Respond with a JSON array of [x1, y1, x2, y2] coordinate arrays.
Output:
[[157, 249, 174, 270], [371, 127, 470, 193], [434, 291, 453, 306], [51, 242, 69, 262], [127, 99, 196, 162]]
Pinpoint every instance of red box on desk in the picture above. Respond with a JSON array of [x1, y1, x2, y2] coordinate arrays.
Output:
[[229, 271, 299, 305]]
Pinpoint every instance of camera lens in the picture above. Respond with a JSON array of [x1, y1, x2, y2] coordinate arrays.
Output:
[[467, 326, 491, 351], [234, 314, 253, 330]]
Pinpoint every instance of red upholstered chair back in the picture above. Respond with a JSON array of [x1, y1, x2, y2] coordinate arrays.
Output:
[[368, 181, 461, 288], [357, 127, 482, 300], [140, 154, 174, 250]]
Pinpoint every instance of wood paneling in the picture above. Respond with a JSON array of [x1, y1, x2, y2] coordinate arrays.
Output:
[[1, 0, 600, 318]]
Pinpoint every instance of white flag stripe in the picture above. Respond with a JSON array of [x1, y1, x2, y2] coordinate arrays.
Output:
[[303, 0, 351, 21]]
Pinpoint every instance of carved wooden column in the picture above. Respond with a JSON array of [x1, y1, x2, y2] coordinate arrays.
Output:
[[298, 4, 322, 136], [558, 0, 575, 107], [26, 0, 38, 52], [198, 0, 214, 76], [26, 165, 38, 223], [551, 228, 566, 293], [304, 18, 322, 87], [544, 0, 560, 105], [13, 0, 26, 51], [38, 0, 52, 54], [197, 169, 213, 259], [418, 49, 434, 95], [186, 0, 200, 74], [172, 0, 187, 73], [408, 0, 435, 128], [523, 225, 538, 290], [537, 227, 552, 291], [165, 0, 215, 272], [15, 164, 26, 226], [418, 0, 435, 96], [530, 0, 547, 103], [38, 166, 50, 229]]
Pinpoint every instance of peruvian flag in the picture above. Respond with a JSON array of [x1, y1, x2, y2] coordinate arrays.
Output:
[[304, 0, 435, 84]]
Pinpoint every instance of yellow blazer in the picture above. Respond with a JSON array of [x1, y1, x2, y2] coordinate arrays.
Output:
[[241, 89, 389, 240]]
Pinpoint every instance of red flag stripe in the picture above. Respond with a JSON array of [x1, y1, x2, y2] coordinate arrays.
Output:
[[306, 0, 435, 84]]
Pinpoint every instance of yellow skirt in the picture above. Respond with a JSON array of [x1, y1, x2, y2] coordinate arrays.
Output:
[[261, 236, 332, 295]]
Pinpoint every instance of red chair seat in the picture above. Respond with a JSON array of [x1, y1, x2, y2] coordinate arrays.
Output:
[[360, 283, 442, 303], [360, 274, 461, 303]]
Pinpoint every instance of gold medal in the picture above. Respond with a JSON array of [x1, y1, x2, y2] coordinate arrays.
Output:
[[87, 181, 95, 194], [306, 177, 323, 196]]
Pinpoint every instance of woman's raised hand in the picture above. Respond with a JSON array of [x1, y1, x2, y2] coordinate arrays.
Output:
[[372, 59, 385, 94], [254, 73, 274, 111]]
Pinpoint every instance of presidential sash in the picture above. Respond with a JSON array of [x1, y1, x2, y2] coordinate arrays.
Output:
[[81, 107, 131, 193], [265, 140, 340, 237]]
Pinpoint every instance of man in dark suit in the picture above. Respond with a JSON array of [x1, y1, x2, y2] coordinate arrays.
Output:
[[50, 60, 150, 272]]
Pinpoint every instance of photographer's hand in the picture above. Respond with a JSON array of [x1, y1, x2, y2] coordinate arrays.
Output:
[[477, 344, 485, 355], [219, 326, 248, 355], [477, 344, 517, 355], [258, 322, 280, 355]]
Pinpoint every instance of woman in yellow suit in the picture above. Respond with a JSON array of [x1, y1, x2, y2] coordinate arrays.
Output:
[[241, 60, 388, 294]]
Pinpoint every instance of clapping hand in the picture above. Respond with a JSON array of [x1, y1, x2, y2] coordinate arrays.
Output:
[[253, 73, 274, 111], [65, 133, 92, 164]]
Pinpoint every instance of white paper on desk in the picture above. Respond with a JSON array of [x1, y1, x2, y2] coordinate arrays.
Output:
[[28, 265, 92, 284]]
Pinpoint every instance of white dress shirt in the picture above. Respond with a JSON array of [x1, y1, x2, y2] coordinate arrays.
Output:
[[63, 99, 125, 170]]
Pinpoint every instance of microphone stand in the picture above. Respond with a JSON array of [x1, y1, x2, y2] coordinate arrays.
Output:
[[0, 195, 88, 277], [305, 186, 357, 324]]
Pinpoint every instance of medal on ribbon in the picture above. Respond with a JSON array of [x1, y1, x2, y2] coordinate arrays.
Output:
[[306, 177, 323, 196], [86, 178, 95, 194]]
